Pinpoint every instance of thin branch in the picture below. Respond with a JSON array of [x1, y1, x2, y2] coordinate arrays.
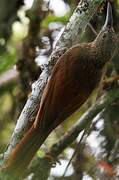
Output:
[[88, 23, 98, 36], [4, 0, 105, 158], [62, 129, 86, 178]]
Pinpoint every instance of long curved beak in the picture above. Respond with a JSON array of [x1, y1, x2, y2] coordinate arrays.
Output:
[[103, 2, 113, 28]]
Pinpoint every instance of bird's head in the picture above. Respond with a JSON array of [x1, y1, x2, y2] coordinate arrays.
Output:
[[95, 2, 117, 60]]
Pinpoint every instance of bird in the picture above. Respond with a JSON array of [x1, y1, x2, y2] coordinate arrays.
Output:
[[3, 2, 117, 177]]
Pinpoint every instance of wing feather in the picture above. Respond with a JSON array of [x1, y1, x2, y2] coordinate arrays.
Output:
[[34, 44, 97, 130]]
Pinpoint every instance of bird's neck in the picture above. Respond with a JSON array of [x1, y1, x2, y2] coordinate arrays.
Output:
[[91, 42, 109, 69]]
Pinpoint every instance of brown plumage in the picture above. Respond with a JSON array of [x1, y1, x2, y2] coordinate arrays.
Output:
[[3, 2, 117, 176]]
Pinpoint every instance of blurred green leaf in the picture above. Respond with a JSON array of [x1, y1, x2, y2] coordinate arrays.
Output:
[[0, 47, 17, 74], [37, 150, 45, 158], [41, 13, 70, 28]]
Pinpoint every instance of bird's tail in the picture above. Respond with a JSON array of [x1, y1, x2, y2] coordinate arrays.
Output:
[[3, 125, 50, 176]]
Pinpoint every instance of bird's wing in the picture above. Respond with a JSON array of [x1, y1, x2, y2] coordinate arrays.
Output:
[[35, 44, 94, 130]]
